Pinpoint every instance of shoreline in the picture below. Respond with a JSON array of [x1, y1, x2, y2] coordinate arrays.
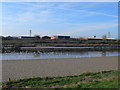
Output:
[[2, 56, 118, 81], [3, 46, 119, 53], [1, 56, 118, 61]]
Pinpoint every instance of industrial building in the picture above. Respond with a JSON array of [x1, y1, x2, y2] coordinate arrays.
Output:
[[51, 36, 70, 39], [42, 36, 51, 39], [19, 36, 36, 39]]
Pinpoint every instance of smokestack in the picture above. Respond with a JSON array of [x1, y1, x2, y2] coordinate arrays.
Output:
[[108, 32, 110, 38], [30, 29, 31, 36]]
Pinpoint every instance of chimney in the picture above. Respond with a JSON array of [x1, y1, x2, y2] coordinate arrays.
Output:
[[30, 29, 31, 36]]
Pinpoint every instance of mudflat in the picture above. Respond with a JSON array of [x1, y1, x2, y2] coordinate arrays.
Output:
[[2, 56, 118, 81]]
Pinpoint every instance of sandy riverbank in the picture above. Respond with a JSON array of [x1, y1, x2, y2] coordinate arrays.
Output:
[[2, 56, 118, 81]]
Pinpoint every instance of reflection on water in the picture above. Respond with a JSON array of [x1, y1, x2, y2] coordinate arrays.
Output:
[[1, 51, 119, 60], [33, 52, 41, 57], [101, 51, 106, 56]]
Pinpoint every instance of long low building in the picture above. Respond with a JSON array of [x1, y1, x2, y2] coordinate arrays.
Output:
[[88, 37, 116, 41], [51, 36, 70, 39], [42, 36, 51, 39], [19, 36, 36, 39]]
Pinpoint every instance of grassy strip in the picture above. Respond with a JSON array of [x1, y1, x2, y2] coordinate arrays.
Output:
[[2, 70, 119, 89]]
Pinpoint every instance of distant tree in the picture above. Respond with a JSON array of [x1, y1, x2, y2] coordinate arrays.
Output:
[[34, 35, 41, 39], [102, 34, 107, 40]]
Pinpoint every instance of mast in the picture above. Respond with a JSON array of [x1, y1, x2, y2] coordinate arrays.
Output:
[[30, 29, 31, 37], [108, 32, 110, 38]]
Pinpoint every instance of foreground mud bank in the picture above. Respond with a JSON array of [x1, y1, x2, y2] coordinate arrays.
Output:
[[2, 56, 118, 81]]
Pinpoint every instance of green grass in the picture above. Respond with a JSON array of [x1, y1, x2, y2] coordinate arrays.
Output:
[[2, 70, 119, 89]]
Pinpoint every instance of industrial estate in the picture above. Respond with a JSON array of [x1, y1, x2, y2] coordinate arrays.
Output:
[[1, 30, 116, 40], [1, 30, 120, 53]]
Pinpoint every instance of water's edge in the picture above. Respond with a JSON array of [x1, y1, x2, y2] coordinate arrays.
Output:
[[1, 51, 119, 60]]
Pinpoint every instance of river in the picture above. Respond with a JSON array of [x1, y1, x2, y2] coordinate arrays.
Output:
[[0, 51, 119, 60]]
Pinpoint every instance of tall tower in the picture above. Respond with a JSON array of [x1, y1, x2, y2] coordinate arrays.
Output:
[[108, 32, 110, 38], [30, 29, 31, 37]]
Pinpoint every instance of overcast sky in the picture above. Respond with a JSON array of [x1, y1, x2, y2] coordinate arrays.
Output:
[[2, 2, 118, 38]]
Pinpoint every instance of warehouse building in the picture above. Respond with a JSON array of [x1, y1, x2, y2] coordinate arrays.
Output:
[[51, 36, 70, 39], [42, 36, 51, 39]]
